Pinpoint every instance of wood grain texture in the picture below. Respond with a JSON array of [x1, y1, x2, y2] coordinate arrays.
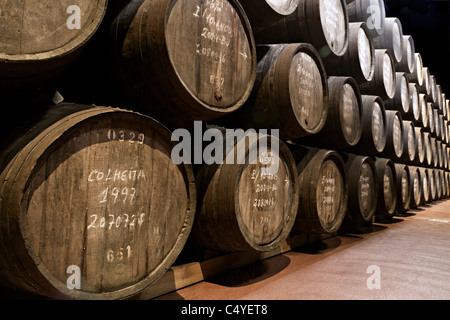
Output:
[[191, 131, 299, 253], [0, 104, 196, 299], [374, 157, 397, 219], [253, 0, 349, 59], [218, 43, 328, 140], [347, 95, 387, 155], [297, 77, 362, 150], [341, 153, 377, 229], [112, 0, 256, 129], [290, 146, 348, 234]]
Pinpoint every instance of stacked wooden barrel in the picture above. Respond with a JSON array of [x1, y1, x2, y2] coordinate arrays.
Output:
[[1, 0, 449, 300]]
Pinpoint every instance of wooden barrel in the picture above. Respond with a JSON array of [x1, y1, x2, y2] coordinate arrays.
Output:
[[418, 66, 431, 96], [385, 72, 411, 117], [423, 131, 433, 167], [0, 0, 108, 105], [433, 109, 441, 140], [394, 163, 411, 214], [434, 84, 443, 112], [419, 167, 430, 204], [419, 93, 429, 129], [341, 153, 378, 228], [253, 0, 349, 59], [400, 120, 417, 163], [297, 77, 362, 150], [408, 166, 422, 208], [426, 102, 436, 135], [347, 95, 387, 155], [396, 35, 415, 75], [436, 170, 443, 199], [374, 157, 398, 219], [379, 110, 404, 161], [373, 17, 404, 64], [346, 0, 386, 37], [291, 147, 348, 234], [192, 131, 299, 253], [359, 49, 396, 101], [221, 43, 328, 140], [429, 168, 437, 201], [407, 53, 424, 88], [427, 75, 438, 104], [411, 126, 425, 165], [111, 0, 257, 129], [407, 83, 421, 124], [0, 104, 196, 300], [237, 0, 300, 33], [430, 137, 439, 168], [322, 22, 375, 84]]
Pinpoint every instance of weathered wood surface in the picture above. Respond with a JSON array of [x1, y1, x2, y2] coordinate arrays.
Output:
[[0, 104, 196, 300]]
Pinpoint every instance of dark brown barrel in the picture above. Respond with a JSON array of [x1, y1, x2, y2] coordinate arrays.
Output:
[[379, 110, 404, 161], [253, 0, 349, 59], [407, 53, 424, 88], [429, 168, 437, 201], [297, 77, 362, 150], [374, 157, 398, 219], [407, 83, 421, 124], [341, 153, 378, 228], [436, 170, 444, 199], [291, 147, 348, 234], [322, 22, 375, 84], [385, 72, 411, 117], [426, 102, 436, 135], [222, 43, 328, 140], [419, 93, 429, 129], [359, 49, 396, 101], [434, 109, 442, 140], [423, 131, 433, 167], [394, 163, 411, 214], [418, 66, 431, 96], [411, 126, 425, 165], [112, 0, 257, 129], [400, 120, 416, 163], [419, 167, 430, 204], [347, 95, 387, 155], [0, 1, 108, 104], [0, 104, 196, 300], [373, 17, 404, 64], [396, 35, 415, 75], [430, 137, 438, 168], [237, 0, 300, 33], [192, 131, 299, 253], [427, 75, 438, 104], [346, 0, 386, 37], [434, 84, 443, 112], [408, 166, 422, 208]]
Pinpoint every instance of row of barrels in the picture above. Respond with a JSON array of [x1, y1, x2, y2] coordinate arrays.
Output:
[[1, 0, 449, 300], [0, 104, 448, 299]]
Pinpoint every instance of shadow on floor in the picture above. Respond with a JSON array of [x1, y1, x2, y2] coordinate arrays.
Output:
[[207, 255, 291, 288]]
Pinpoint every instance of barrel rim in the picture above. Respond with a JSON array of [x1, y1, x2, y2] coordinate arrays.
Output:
[[234, 135, 300, 251], [0, 1, 108, 63], [3, 105, 196, 300], [164, 0, 258, 114]]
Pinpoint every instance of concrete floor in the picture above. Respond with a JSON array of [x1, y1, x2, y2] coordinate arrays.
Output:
[[157, 199, 450, 300]]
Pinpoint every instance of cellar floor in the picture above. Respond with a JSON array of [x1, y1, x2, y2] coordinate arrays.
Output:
[[157, 199, 450, 300]]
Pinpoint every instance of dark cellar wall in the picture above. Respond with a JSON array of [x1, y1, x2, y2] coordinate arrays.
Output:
[[385, 0, 450, 94]]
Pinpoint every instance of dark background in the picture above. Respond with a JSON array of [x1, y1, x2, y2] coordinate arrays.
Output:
[[385, 0, 450, 94]]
